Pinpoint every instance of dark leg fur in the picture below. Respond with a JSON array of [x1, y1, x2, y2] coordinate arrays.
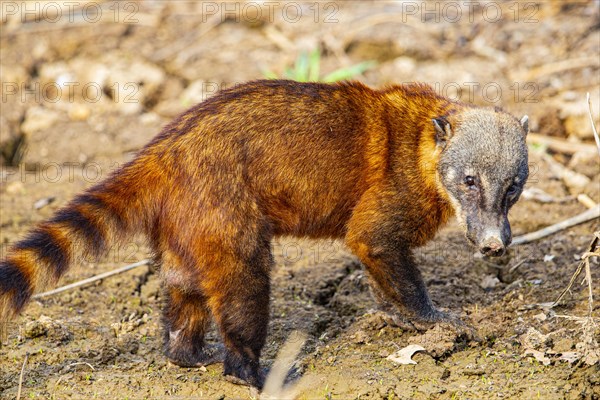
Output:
[[351, 240, 469, 332], [361, 243, 444, 326], [346, 197, 459, 331], [203, 244, 272, 389], [162, 286, 224, 367]]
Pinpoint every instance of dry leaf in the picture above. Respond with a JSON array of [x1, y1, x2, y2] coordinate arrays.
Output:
[[386, 344, 426, 365]]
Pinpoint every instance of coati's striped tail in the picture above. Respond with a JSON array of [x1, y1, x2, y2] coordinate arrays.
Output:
[[0, 157, 163, 324]]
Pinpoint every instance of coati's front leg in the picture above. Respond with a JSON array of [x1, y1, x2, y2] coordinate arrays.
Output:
[[346, 200, 459, 330], [347, 237, 449, 329]]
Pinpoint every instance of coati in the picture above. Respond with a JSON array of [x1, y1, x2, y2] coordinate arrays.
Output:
[[0, 80, 529, 388]]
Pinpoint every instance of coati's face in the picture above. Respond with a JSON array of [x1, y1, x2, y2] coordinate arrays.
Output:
[[435, 108, 529, 257]]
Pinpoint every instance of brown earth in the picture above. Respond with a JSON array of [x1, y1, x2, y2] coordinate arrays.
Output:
[[1, 1, 599, 399]]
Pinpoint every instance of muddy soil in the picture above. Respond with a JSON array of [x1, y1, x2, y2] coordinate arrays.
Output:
[[1, 1, 599, 399]]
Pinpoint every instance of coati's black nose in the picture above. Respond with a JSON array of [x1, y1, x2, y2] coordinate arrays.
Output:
[[480, 239, 505, 257]]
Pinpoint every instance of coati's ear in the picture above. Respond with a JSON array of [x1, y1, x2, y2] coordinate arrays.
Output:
[[520, 115, 529, 135], [432, 117, 452, 148]]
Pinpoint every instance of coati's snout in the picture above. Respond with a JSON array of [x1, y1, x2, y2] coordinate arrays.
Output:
[[466, 213, 512, 257], [433, 108, 530, 257]]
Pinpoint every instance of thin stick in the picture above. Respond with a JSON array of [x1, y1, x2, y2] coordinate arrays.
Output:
[[585, 256, 594, 317], [524, 56, 598, 80], [527, 133, 597, 155], [511, 205, 600, 246], [554, 233, 599, 307], [66, 362, 95, 371], [17, 353, 29, 400], [32, 259, 151, 299], [508, 258, 528, 274], [578, 194, 598, 209], [554, 258, 586, 307], [587, 92, 600, 155]]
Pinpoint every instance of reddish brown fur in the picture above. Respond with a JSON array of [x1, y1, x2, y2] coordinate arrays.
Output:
[[1, 80, 474, 387]]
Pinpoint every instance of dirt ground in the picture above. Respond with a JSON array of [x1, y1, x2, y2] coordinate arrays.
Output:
[[1, 1, 599, 399]]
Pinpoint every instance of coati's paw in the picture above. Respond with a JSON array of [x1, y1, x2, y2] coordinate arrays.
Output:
[[378, 310, 477, 340], [223, 368, 267, 388], [428, 312, 479, 341], [223, 352, 266, 389], [166, 342, 225, 368]]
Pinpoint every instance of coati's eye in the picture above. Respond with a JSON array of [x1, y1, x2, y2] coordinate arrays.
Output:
[[507, 184, 519, 196], [464, 176, 477, 188]]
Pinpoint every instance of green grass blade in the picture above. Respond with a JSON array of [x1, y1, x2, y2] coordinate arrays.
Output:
[[294, 51, 309, 82], [322, 61, 376, 82], [263, 70, 279, 80], [308, 48, 321, 82]]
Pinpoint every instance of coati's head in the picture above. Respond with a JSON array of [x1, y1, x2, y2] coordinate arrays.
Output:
[[434, 108, 529, 257]]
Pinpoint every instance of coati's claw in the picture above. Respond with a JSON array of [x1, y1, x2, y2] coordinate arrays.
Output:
[[429, 312, 479, 341], [380, 309, 478, 340], [166, 343, 225, 368], [223, 365, 267, 389], [377, 311, 424, 332]]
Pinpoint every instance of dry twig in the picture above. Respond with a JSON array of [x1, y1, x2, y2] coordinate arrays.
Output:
[[577, 194, 598, 209], [523, 56, 599, 80], [527, 133, 597, 155], [554, 232, 599, 312], [16, 353, 29, 400], [587, 92, 600, 154], [32, 259, 151, 299], [511, 205, 600, 246], [541, 152, 591, 194]]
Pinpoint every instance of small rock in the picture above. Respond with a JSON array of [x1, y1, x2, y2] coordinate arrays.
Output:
[[553, 337, 575, 353], [5, 181, 24, 194], [20, 106, 61, 135], [140, 112, 161, 126], [518, 327, 550, 350], [24, 320, 48, 339], [481, 274, 500, 289], [180, 79, 209, 107], [558, 93, 600, 140], [24, 315, 71, 342], [564, 114, 593, 139], [140, 278, 160, 302], [351, 329, 370, 344], [533, 313, 547, 322], [441, 368, 450, 379], [393, 56, 417, 76], [68, 104, 91, 121]]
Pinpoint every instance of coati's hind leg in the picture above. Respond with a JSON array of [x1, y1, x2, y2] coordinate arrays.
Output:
[[160, 250, 224, 367], [201, 237, 273, 389]]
